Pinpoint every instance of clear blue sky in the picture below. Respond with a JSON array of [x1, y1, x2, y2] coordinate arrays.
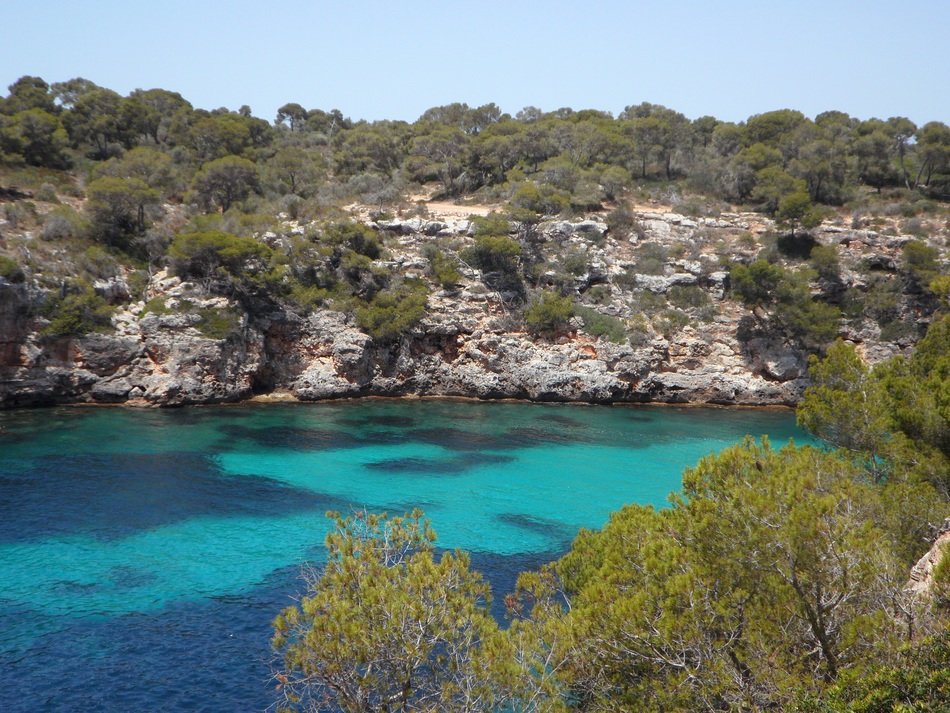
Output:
[[3, 0, 947, 126]]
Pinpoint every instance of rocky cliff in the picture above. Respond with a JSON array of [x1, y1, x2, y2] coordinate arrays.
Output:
[[0, 206, 941, 408]]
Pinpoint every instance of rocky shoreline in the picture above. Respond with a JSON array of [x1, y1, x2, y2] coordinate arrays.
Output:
[[0, 208, 937, 410]]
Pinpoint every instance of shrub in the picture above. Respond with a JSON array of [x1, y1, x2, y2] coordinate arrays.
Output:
[[168, 230, 272, 280], [470, 212, 511, 237], [461, 235, 521, 273], [322, 220, 382, 259], [356, 280, 429, 341], [508, 181, 569, 220], [524, 290, 574, 334], [654, 308, 691, 338], [902, 239, 940, 291], [422, 245, 463, 288], [34, 182, 58, 202], [576, 306, 626, 343], [606, 205, 645, 241], [41, 205, 87, 241], [668, 285, 710, 310], [633, 242, 668, 275], [0, 255, 25, 283], [809, 244, 840, 281], [195, 307, 242, 340], [41, 286, 114, 337]]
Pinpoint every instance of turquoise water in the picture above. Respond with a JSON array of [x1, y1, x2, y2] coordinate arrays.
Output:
[[0, 401, 810, 711]]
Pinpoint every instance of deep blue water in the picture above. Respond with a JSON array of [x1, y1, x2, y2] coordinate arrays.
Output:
[[0, 401, 811, 712]]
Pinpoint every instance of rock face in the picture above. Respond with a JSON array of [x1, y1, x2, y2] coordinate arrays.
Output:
[[0, 209, 939, 409], [907, 519, 950, 596]]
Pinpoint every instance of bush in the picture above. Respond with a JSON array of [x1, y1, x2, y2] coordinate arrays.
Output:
[[41, 205, 87, 241], [34, 182, 58, 202], [356, 280, 429, 341], [0, 255, 25, 283], [809, 244, 840, 281], [461, 235, 521, 273], [606, 204, 645, 240], [470, 212, 512, 237], [322, 220, 382, 259], [524, 290, 574, 335], [633, 242, 668, 275], [422, 245, 463, 288], [508, 181, 569, 220], [903, 239, 940, 291], [41, 286, 114, 337], [576, 306, 626, 343], [668, 285, 710, 310], [168, 230, 272, 280], [195, 307, 242, 340]]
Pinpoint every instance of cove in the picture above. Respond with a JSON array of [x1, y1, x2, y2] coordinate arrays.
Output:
[[0, 401, 812, 712]]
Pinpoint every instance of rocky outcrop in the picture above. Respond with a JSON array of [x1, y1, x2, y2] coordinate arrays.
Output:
[[0, 208, 941, 409], [907, 519, 950, 596]]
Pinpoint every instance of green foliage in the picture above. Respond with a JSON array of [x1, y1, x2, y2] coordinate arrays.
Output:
[[0, 255, 25, 282], [814, 628, 950, 712], [470, 211, 511, 237], [633, 242, 668, 275], [85, 175, 160, 249], [41, 205, 87, 241], [535, 438, 907, 711], [524, 290, 574, 334], [191, 155, 259, 212], [731, 259, 786, 306], [810, 244, 841, 281], [168, 230, 272, 280], [461, 234, 521, 273], [731, 260, 841, 349], [508, 181, 570, 219], [272, 510, 505, 712], [575, 305, 626, 342], [355, 280, 429, 341], [667, 284, 710, 309], [194, 307, 242, 340], [422, 244, 463, 288], [799, 317, 950, 495], [321, 220, 382, 259], [902, 239, 941, 292], [41, 285, 114, 337]]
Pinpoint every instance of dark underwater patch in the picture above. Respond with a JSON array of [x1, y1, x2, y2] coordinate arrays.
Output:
[[364, 452, 515, 475], [535, 412, 585, 428], [219, 424, 407, 450], [338, 414, 418, 428], [496, 513, 575, 542], [0, 452, 343, 543]]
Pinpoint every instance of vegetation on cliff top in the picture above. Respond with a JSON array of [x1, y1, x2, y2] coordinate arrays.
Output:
[[0, 75, 947, 351]]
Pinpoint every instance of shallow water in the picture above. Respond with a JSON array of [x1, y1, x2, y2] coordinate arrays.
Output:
[[0, 400, 811, 712]]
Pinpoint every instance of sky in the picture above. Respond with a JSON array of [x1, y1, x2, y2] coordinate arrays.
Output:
[[2, 0, 948, 126]]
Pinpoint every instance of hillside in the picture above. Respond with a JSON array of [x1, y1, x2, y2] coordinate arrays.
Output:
[[1, 78, 948, 408]]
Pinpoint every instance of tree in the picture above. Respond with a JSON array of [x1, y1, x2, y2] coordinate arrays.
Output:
[[798, 340, 893, 471], [0, 76, 57, 115], [0, 108, 70, 168], [128, 88, 192, 144], [272, 510, 504, 712], [776, 189, 822, 236], [276, 102, 307, 131], [406, 126, 471, 195], [529, 439, 914, 711], [191, 155, 260, 212], [63, 88, 144, 158], [85, 176, 160, 248]]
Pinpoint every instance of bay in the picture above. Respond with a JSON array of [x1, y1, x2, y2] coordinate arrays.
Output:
[[0, 400, 811, 712]]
